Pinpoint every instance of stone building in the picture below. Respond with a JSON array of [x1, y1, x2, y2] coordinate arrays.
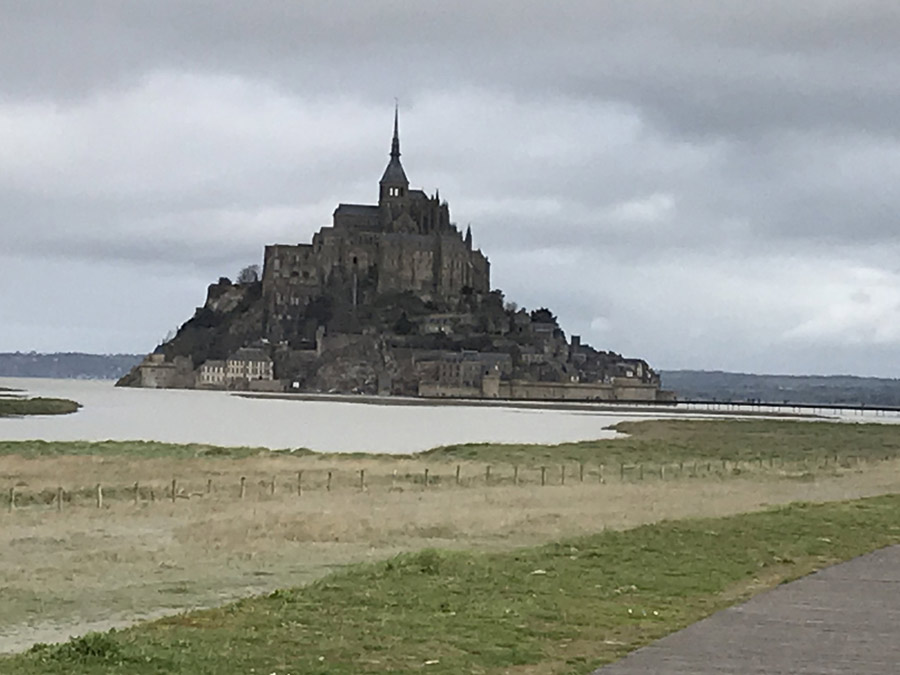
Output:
[[262, 108, 490, 342], [136, 354, 194, 389], [226, 347, 274, 382], [118, 109, 672, 403], [197, 359, 226, 387]]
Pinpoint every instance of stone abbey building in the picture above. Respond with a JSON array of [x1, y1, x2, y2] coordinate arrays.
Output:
[[120, 110, 670, 403], [263, 109, 490, 343]]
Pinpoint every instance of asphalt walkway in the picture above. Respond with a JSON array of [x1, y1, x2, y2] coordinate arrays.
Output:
[[595, 545, 900, 674]]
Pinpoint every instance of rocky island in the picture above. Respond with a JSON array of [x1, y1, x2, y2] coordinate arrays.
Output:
[[119, 111, 671, 403]]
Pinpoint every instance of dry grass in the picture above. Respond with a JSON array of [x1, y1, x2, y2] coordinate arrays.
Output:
[[3, 446, 900, 653]]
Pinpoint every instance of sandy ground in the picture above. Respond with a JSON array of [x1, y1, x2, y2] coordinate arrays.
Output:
[[2, 454, 900, 653]]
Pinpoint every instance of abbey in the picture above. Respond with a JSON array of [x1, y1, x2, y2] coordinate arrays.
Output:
[[262, 109, 490, 343], [120, 110, 671, 403]]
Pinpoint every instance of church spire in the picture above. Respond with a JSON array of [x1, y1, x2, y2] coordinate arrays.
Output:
[[391, 102, 400, 160], [380, 103, 409, 196]]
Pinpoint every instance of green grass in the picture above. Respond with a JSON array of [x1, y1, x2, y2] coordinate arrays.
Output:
[[0, 439, 273, 459], [6, 494, 900, 674], [426, 418, 900, 465], [0, 397, 80, 417]]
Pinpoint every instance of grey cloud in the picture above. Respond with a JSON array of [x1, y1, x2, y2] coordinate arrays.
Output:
[[3, 1, 900, 375]]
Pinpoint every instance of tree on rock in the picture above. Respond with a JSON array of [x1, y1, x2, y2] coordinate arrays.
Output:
[[237, 265, 260, 284]]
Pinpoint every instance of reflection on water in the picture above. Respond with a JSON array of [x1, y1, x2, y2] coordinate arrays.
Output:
[[0, 378, 651, 453]]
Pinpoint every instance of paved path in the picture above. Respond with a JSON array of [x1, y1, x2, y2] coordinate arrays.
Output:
[[595, 545, 900, 674]]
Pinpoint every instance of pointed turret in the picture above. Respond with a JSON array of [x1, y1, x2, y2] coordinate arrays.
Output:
[[379, 104, 409, 204], [465, 225, 472, 249]]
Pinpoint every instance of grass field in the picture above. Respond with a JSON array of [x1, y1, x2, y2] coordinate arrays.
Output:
[[4, 495, 900, 674], [1, 419, 900, 671], [0, 397, 80, 417]]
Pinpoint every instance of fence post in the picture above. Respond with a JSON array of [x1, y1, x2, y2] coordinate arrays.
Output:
[[270, 476, 276, 496], [359, 469, 365, 491], [620, 463, 625, 481], [57, 486, 64, 512], [660, 465, 666, 480], [424, 467, 429, 488], [297, 471, 303, 497], [598, 464, 605, 484], [326, 471, 332, 492], [239, 476, 246, 500], [513, 465, 519, 486], [485, 465, 491, 485], [579, 463, 584, 482], [171, 478, 177, 503], [96, 484, 103, 509], [455, 464, 461, 486], [133, 482, 139, 506], [541, 466, 546, 486], [561, 465, 566, 486], [639, 464, 644, 481], [206, 478, 213, 495], [8, 486, 15, 513]]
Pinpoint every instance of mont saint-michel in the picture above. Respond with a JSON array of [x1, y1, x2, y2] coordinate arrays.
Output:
[[119, 112, 670, 403]]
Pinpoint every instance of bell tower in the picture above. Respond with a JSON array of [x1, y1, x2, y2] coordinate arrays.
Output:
[[379, 104, 409, 207]]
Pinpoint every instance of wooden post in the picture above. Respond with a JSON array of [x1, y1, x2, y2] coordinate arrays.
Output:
[[485, 465, 491, 485], [598, 464, 605, 484], [170, 478, 177, 503], [638, 464, 644, 481], [455, 465, 461, 486], [679, 461, 684, 476], [579, 463, 584, 482], [96, 484, 103, 509], [424, 468, 429, 487], [513, 465, 519, 486], [8, 486, 14, 513], [620, 463, 625, 481], [541, 466, 546, 486], [706, 462, 711, 473], [660, 465, 666, 480], [57, 486, 64, 512], [297, 471, 303, 497], [206, 478, 213, 494], [239, 476, 246, 500], [150, 487, 156, 502], [133, 482, 139, 506], [359, 469, 365, 491], [326, 471, 332, 492], [722, 459, 727, 473], [560, 465, 566, 485], [270, 476, 276, 496]]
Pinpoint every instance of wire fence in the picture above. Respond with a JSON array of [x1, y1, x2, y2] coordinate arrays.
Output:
[[4, 453, 894, 513]]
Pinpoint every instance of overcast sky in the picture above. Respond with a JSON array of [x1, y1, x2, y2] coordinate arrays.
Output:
[[2, 1, 899, 376]]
